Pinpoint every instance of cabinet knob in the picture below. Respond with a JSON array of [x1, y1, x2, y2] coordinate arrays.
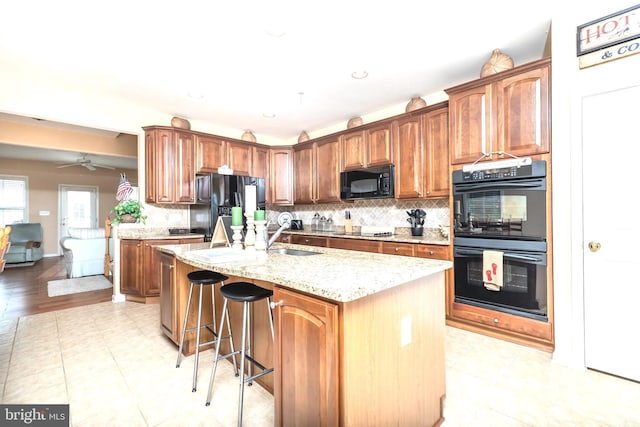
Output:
[[429, 250, 434, 255], [493, 318, 499, 324], [270, 300, 283, 309], [394, 247, 399, 252]]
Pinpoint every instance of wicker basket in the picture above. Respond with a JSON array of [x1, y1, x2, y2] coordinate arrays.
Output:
[[480, 49, 514, 77], [298, 131, 310, 143], [405, 96, 427, 112], [347, 117, 363, 129], [170, 116, 191, 130], [241, 130, 257, 143]]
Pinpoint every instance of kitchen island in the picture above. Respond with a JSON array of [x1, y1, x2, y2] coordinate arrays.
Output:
[[159, 242, 452, 426]]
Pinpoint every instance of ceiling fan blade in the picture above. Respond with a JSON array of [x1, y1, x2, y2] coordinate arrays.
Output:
[[56, 163, 77, 168], [92, 163, 115, 170], [83, 163, 96, 171]]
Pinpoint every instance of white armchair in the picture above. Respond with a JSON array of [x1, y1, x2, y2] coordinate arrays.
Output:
[[60, 228, 113, 278]]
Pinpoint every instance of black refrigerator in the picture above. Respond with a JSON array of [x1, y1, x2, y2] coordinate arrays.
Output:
[[189, 173, 266, 242]]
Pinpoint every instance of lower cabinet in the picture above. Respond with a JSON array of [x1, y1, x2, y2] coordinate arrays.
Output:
[[273, 286, 339, 426], [120, 237, 203, 303], [272, 273, 447, 426]]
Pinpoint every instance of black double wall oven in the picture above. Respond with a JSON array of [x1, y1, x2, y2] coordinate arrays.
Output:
[[452, 159, 548, 321]]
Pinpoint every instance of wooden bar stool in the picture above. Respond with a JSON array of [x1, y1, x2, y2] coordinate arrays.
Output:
[[205, 281, 274, 426], [176, 270, 237, 392]]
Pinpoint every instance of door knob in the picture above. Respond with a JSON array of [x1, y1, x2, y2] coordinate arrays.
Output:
[[588, 241, 601, 252]]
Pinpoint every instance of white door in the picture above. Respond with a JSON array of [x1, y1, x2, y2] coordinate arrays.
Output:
[[58, 185, 98, 254], [583, 84, 640, 382]]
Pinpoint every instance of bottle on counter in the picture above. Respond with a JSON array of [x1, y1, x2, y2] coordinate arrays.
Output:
[[312, 213, 320, 231]]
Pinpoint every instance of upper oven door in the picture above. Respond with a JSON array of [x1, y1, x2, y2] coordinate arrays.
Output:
[[453, 176, 546, 241]]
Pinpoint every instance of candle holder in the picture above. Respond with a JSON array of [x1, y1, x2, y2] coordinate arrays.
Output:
[[244, 214, 256, 250], [230, 226, 244, 250], [254, 220, 267, 251]]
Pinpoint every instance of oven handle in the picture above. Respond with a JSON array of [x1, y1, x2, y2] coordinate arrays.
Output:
[[453, 178, 546, 193], [454, 248, 546, 264]]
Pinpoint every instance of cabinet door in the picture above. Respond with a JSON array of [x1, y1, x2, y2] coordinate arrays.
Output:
[[143, 240, 168, 296], [414, 244, 450, 260], [315, 137, 341, 203], [174, 131, 196, 203], [120, 239, 142, 294], [293, 143, 315, 204], [423, 107, 450, 198], [145, 129, 174, 203], [252, 145, 270, 179], [448, 84, 492, 165], [226, 140, 253, 177], [499, 64, 550, 157], [196, 135, 225, 173], [273, 286, 339, 427], [159, 252, 176, 340], [270, 148, 294, 205], [366, 122, 393, 167], [341, 130, 365, 171], [394, 115, 424, 199]]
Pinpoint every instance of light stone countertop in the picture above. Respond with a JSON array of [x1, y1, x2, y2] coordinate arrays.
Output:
[[157, 242, 452, 303], [281, 228, 449, 245]]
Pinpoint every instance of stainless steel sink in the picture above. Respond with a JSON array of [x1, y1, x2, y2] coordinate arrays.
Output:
[[269, 248, 321, 256]]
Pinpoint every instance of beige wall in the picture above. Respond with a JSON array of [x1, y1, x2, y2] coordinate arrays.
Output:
[[0, 157, 137, 256]]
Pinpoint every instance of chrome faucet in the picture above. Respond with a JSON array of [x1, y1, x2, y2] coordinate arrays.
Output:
[[267, 220, 291, 249]]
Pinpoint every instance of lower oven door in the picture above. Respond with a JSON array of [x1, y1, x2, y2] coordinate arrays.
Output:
[[454, 239, 547, 321]]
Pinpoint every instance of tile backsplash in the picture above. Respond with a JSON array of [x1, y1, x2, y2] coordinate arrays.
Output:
[[267, 198, 450, 229]]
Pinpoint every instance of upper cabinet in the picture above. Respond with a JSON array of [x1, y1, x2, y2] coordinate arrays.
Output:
[[196, 135, 252, 176], [341, 121, 393, 171], [393, 102, 450, 200], [294, 136, 341, 204], [269, 147, 294, 206], [144, 126, 196, 204], [446, 57, 550, 165]]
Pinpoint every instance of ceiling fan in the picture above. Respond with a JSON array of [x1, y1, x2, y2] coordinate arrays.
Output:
[[56, 153, 115, 171]]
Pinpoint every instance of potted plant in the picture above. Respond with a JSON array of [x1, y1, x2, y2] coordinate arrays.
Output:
[[110, 200, 147, 225]]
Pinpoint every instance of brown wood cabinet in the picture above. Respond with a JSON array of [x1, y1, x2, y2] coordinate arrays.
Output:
[[341, 121, 393, 171], [393, 102, 450, 200], [144, 126, 196, 204], [447, 58, 550, 165], [290, 234, 327, 247], [423, 105, 450, 198], [273, 272, 446, 426], [327, 237, 380, 253], [269, 147, 294, 206], [121, 237, 203, 303], [393, 114, 423, 199], [381, 241, 415, 257], [196, 134, 253, 176], [294, 137, 340, 204], [273, 286, 339, 426]]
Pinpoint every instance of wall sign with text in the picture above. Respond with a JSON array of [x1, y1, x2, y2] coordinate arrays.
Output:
[[577, 4, 640, 68]]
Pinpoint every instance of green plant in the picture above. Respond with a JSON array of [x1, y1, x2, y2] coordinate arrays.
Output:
[[110, 200, 147, 225]]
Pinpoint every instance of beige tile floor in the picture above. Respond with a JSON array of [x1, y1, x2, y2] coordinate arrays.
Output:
[[1, 301, 639, 426]]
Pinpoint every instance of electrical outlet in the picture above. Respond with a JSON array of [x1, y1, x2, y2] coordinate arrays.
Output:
[[401, 316, 412, 347]]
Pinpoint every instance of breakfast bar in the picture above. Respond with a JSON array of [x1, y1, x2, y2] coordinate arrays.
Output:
[[159, 242, 452, 426]]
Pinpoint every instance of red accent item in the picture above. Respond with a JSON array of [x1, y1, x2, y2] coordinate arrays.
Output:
[[486, 270, 493, 281], [492, 262, 497, 275]]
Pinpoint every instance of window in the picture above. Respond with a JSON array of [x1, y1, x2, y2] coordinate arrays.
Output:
[[0, 176, 27, 226]]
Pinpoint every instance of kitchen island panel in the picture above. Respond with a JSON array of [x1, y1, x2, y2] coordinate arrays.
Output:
[[340, 272, 446, 426]]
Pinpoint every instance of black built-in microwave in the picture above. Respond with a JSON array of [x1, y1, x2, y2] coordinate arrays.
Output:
[[340, 165, 394, 200]]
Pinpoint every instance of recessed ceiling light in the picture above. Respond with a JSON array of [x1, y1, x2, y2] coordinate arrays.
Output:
[[262, 112, 276, 119], [351, 70, 369, 79], [187, 89, 204, 99]]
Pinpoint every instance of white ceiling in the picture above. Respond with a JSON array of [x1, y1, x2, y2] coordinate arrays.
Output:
[[0, 1, 553, 161]]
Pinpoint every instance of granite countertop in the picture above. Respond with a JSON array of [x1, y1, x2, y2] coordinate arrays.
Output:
[[115, 226, 204, 240], [158, 242, 452, 303], [280, 227, 450, 246]]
